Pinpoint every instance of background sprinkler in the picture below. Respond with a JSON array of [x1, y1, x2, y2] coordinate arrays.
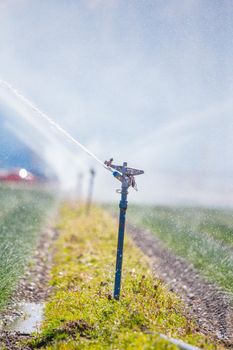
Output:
[[105, 158, 144, 300], [77, 172, 84, 201], [86, 168, 96, 215]]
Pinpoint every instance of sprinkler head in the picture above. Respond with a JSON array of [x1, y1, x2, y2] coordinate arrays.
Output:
[[105, 158, 144, 191]]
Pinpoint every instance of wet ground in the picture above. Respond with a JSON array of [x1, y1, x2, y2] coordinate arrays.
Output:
[[5, 303, 44, 334], [127, 222, 233, 349]]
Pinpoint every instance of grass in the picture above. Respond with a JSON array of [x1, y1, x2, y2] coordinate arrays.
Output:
[[29, 204, 222, 349], [0, 184, 54, 309], [127, 205, 233, 295]]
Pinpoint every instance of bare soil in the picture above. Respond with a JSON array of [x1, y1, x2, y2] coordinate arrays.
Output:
[[127, 222, 233, 349]]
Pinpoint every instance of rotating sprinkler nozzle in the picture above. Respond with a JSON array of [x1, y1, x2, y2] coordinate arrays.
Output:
[[105, 158, 144, 300]]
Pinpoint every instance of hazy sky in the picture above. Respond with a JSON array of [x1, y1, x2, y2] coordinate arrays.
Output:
[[0, 0, 233, 205]]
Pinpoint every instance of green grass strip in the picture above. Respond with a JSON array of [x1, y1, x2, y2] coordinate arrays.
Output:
[[29, 204, 221, 350], [127, 205, 233, 295]]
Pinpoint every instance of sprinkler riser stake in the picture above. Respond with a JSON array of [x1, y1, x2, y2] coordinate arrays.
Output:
[[114, 188, 128, 300]]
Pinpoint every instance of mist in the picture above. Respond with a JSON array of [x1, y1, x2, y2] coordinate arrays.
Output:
[[0, 0, 233, 205]]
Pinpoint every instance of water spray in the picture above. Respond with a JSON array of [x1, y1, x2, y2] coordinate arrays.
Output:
[[105, 158, 144, 300], [0, 80, 108, 169], [86, 168, 96, 215]]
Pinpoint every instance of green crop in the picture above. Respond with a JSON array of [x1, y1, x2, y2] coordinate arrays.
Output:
[[0, 185, 54, 309], [127, 205, 233, 295]]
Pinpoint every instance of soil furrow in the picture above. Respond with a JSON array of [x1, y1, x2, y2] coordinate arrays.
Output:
[[127, 222, 233, 348]]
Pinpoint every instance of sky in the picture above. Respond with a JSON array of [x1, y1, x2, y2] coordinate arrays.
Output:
[[0, 0, 233, 205]]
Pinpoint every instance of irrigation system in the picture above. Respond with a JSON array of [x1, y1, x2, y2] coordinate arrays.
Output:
[[0, 80, 202, 350], [105, 158, 144, 300]]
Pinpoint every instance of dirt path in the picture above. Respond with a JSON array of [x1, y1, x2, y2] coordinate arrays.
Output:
[[127, 222, 233, 349], [0, 227, 58, 350]]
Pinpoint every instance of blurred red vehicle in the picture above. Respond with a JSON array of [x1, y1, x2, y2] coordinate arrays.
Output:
[[0, 168, 37, 183]]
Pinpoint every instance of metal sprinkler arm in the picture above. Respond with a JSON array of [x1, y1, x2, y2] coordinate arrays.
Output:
[[104, 159, 144, 191]]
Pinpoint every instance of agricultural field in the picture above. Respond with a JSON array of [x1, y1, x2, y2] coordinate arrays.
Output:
[[28, 204, 219, 350], [0, 185, 54, 309], [127, 205, 233, 295]]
